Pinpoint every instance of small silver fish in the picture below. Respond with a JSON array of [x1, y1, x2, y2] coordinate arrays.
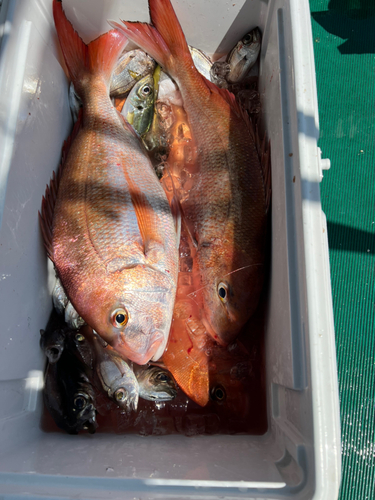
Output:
[[135, 366, 178, 401], [78, 326, 139, 412], [64, 301, 85, 329], [134, 48, 210, 145], [122, 73, 156, 136], [110, 49, 155, 98], [69, 49, 155, 122], [52, 277, 68, 315], [226, 28, 262, 83], [189, 46, 212, 81]]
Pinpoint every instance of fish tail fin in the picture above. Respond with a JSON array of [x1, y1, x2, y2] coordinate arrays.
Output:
[[109, 0, 192, 79], [53, 0, 127, 94]]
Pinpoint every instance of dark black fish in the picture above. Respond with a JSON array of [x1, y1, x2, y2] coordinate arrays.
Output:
[[40, 309, 69, 364], [43, 349, 98, 434], [65, 327, 96, 369]]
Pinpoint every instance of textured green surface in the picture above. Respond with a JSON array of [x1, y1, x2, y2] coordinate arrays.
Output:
[[309, 1, 375, 498]]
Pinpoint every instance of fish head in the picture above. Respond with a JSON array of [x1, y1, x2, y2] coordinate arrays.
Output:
[[93, 286, 173, 364], [67, 388, 98, 434], [197, 245, 264, 346], [64, 361, 98, 434], [78, 265, 176, 365], [227, 27, 262, 83], [110, 49, 155, 98], [66, 328, 96, 369], [98, 354, 139, 412], [136, 366, 178, 401], [123, 73, 155, 136], [45, 351, 98, 435], [40, 309, 69, 364], [40, 328, 66, 364]]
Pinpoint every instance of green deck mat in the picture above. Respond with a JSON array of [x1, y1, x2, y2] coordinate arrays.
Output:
[[309, 1, 375, 498]]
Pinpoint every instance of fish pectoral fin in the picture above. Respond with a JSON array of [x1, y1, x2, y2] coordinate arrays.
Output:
[[114, 97, 126, 113], [143, 240, 170, 267]]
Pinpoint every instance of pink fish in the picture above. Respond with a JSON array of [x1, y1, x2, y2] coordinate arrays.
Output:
[[110, 0, 270, 347], [39, 0, 179, 365]]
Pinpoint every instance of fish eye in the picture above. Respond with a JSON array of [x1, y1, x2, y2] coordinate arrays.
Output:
[[243, 33, 253, 44], [155, 372, 170, 383], [115, 388, 126, 402], [141, 84, 152, 96], [111, 308, 128, 329], [211, 385, 226, 402], [75, 333, 85, 342], [217, 282, 228, 302], [73, 395, 87, 410]]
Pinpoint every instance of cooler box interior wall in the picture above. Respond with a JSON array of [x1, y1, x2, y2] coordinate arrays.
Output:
[[0, 0, 341, 498]]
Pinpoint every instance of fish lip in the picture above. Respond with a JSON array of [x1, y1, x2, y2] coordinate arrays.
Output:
[[112, 333, 164, 365], [141, 387, 178, 402], [200, 316, 228, 347], [45, 344, 64, 364], [117, 390, 139, 412], [155, 389, 178, 401], [82, 415, 98, 434]]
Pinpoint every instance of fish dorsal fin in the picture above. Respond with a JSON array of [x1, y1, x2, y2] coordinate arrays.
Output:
[[39, 111, 83, 262], [201, 75, 242, 115], [201, 74, 257, 133]]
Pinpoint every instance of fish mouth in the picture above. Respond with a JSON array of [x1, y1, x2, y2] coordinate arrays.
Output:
[[154, 389, 178, 401], [114, 388, 139, 412], [46, 344, 64, 364], [200, 316, 228, 347], [82, 415, 98, 434], [112, 331, 164, 365]]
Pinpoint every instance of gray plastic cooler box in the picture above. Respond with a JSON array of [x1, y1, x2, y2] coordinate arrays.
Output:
[[0, 0, 341, 498]]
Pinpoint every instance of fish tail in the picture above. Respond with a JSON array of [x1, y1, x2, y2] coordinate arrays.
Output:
[[110, 0, 192, 80], [53, 0, 128, 95]]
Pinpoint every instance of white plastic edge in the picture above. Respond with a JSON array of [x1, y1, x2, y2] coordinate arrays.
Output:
[[289, 1, 341, 499], [0, 11, 32, 229]]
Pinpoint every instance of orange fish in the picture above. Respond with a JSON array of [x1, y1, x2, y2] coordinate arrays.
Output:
[[162, 228, 210, 407], [110, 0, 270, 348], [150, 97, 208, 406], [39, 0, 179, 365]]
